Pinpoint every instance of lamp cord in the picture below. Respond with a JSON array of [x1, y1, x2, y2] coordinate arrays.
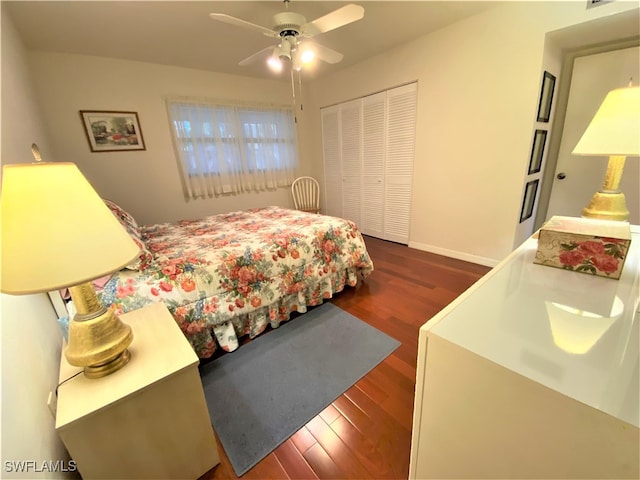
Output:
[[55, 371, 83, 397]]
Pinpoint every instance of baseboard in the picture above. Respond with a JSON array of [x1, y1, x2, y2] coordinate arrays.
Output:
[[408, 241, 499, 268]]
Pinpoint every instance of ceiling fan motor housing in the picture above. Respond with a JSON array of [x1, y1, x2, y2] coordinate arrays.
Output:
[[278, 37, 293, 61], [272, 12, 305, 36]]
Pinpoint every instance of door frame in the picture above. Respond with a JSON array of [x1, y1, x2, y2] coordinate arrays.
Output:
[[534, 36, 640, 230]]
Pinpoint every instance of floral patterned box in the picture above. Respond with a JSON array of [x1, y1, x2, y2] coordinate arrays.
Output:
[[534, 216, 631, 279]]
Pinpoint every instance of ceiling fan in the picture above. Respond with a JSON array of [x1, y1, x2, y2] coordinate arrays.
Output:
[[209, 1, 365, 74]]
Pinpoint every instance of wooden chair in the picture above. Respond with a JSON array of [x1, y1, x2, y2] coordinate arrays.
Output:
[[291, 176, 320, 214]]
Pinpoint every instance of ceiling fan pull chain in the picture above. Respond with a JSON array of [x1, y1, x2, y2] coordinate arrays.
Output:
[[298, 70, 303, 112], [290, 66, 297, 122]]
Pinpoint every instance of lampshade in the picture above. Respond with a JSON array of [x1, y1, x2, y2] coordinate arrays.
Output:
[[1, 161, 141, 378], [572, 85, 640, 221], [1, 162, 140, 294], [572, 86, 640, 157]]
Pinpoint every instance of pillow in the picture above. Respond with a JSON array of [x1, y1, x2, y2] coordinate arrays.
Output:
[[104, 199, 141, 237], [127, 235, 154, 271], [103, 199, 154, 271]]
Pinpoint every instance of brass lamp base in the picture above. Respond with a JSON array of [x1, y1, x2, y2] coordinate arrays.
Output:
[[582, 191, 629, 222], [83, 349, 131, 379], [65, 282, 133, 379]]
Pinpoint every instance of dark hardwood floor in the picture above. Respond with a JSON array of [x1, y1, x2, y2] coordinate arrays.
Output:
[[200, 235, 491, 480]]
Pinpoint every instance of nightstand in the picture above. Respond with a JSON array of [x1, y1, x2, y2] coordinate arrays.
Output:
[[56, 302, 220, 479]]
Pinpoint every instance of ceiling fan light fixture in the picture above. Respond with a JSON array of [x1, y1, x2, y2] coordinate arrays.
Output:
[[300, 48, 315, 64], [267, 54, 283, 73], [278, 37, 292, 61]]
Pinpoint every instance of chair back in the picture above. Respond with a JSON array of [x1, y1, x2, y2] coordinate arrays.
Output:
[[291, 176, 320, 214]]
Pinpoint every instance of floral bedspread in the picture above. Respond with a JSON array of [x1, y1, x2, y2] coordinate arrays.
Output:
[[99, 206, 374, 358]]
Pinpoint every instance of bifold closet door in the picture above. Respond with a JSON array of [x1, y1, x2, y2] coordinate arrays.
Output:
[[321, 82, 417, 244], [340, 99, 362, 227], [320, 100, 364, 225], [321, 106, 343, 218], [384, 83, 417, 244], [361, 92, 386, 240]]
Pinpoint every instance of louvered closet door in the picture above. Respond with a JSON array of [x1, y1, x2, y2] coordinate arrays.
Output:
[[384, 83, 417, 244], [321, 83, 417, 244], [361, 92, 386, 239], [339, 99, 362, 226], [321, 106, 343, 217]]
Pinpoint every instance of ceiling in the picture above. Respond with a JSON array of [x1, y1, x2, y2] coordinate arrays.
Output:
[[3, 1, 500, 81]]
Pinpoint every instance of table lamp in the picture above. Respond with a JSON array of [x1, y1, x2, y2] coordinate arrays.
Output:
[[572, 84, 640, 221], [0, 161, 140, 378]]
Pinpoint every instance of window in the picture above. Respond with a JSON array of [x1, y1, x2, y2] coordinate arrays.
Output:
[[167, 100, 297, 199]]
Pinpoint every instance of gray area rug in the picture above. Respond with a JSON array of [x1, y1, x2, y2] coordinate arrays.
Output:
[[199, 302, 400, 476]]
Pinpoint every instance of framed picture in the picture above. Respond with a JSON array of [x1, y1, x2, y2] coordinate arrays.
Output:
[[80, 110, 145, 152], [528, 129, 547, 174], [536, 71, 556, 123], [519, 179, 539, 223], [586, 0, 612, 8]]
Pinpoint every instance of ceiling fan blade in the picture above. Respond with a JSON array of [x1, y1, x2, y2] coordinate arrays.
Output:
[[209, 13, 278, 38], [314, 43, 344, 64], [300, 4, 364, 37], [238, 46, 274, 66], [298, 41, 344, 64]]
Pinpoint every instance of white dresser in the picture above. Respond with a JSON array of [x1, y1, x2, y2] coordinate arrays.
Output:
[[409, 226, 639, 479]]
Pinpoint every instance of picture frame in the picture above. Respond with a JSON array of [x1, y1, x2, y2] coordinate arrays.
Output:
[[536, 71, 556, 123], [519, 179, 539, 223], [528, 129, 547, 174], [80, 110, 145, 152], [586, 0, 612, 8]]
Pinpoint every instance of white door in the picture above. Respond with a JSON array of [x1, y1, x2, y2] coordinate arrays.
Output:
[[384, 83, 417, 244], [340, 99, 362, 226], [361, 92, 386, 239], [321, 106, 343, 218], [547, 46, 639, 224]]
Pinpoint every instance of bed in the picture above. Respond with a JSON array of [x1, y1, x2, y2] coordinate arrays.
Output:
[[98, 201, 374, 358]]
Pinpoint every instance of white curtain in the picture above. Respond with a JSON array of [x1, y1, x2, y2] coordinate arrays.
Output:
[[167, 99, 297, 199]]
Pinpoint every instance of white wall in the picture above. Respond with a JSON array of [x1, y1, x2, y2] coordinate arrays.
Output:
[[1, 10, 73, 479], [305, 1, 640, 265], [512, 31, 564, 249], [27, 53, 309, 225]]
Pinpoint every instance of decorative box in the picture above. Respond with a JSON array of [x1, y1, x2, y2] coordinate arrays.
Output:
[[534, 216, 631, 279]]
